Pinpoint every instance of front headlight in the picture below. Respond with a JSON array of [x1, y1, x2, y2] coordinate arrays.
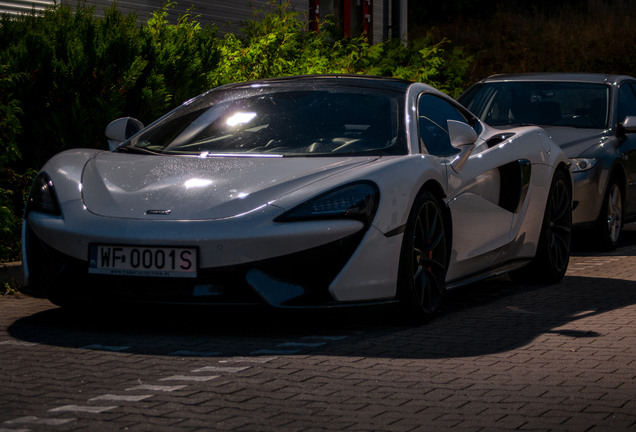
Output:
[[569, 158, 597, 173], [25, 172, 61, 217], [275, 181, 379, 227]]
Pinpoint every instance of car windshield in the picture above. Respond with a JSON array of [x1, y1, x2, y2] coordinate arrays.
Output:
[[459, 81, 610, 129], [124, 85, 406, 157]]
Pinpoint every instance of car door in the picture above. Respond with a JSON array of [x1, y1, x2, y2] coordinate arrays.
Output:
[[417, 93, 518, 282], [618, 82, 636, 216]]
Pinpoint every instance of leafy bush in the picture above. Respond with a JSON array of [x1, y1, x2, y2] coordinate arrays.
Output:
[[0, 65, 27, 262], [0, 1, 220, 171], [0, 188, 19, 260], [0, 168, 36, 262], [131, 2, 220, 123], [1, 282, 18, 296], [0, 65, 23, 166], [211, 2, 472, 97]]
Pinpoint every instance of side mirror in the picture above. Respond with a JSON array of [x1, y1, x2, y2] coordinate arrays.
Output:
[[105, 117, 144, 151], [448, 120, 478, 148], [622, 116, 636, 133], [448, 120, 478, 173]]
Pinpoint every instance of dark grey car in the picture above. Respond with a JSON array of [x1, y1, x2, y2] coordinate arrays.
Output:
[[459, 73, 636, 250]]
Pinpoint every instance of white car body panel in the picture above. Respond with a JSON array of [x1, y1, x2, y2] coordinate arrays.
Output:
[[82, 154, 378, 220], [328, 226, 403, 301], [448, 194, 513, 262]]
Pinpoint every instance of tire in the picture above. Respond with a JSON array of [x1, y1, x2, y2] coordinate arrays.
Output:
[[509, 169, 572, 284], [592, 175, 623, 251], [397, 191, 449, 324]]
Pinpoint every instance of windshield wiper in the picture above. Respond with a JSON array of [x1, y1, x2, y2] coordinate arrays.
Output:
[[116, 146, 161, 155], [200, 152, 283, 158]]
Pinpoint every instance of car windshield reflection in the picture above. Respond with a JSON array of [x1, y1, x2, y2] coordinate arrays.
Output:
[[124, 86, 406, 157]]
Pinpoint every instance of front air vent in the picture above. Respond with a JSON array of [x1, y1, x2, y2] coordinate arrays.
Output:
[[498, 159, 531, 213]]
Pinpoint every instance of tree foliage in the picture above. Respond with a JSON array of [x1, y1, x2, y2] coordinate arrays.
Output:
[[212, 2, 472, 97]]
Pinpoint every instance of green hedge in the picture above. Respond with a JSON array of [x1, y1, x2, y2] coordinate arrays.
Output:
[[0, 0, 472, 263]]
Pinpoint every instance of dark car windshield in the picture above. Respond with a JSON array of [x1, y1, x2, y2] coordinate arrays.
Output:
[[124, 85, 406, 157], [459, 81, 610, 129]]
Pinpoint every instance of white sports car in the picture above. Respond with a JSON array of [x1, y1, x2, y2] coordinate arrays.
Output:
[[22, 75, 572, 322]]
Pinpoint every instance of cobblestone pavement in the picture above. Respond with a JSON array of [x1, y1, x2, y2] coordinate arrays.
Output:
[[2, 229, 636, 432]]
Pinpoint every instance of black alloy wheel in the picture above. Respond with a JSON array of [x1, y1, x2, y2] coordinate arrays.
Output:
[[398, 191, 449, 323], [544, 171, 572, 276], [510, 169, 572, 284]]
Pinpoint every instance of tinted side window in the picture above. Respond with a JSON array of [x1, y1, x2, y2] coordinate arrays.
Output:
[[418, 94, 467, 156], [618, 83, 636, 123]]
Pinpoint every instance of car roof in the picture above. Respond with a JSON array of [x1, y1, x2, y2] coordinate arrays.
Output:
[[218, 74, 415, 92], [477, 72, 636, 85]]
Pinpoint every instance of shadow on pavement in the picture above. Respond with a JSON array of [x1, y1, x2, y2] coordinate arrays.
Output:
[[7, 224, 636, 359], [571, 222, 636, 255], [7, 272, 636, 359]]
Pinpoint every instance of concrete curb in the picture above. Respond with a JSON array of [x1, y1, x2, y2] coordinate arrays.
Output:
[[1, 262, 23, 288]]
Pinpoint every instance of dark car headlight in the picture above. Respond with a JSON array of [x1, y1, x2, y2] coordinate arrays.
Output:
[[25, 172, 61, 217], [275, 181, 379, 227], [569, 158, 597, 173]]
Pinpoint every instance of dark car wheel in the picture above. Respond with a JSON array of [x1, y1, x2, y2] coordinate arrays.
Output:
[[593, 176, 623, 251], [397, 191, 449, 324], [510, 169, 572, 284]]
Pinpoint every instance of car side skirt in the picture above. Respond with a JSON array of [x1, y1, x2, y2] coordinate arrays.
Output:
[[445, 258, 532, 290]]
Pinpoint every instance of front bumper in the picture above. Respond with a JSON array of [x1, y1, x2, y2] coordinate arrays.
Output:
[[22, 202, 403, 306], [23, 225, 362, 306]]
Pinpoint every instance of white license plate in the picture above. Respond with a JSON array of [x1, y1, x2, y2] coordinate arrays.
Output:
[[88, 245, 197, 278]]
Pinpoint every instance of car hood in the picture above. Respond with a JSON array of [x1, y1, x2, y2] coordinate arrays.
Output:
[[540, 126, 609, 158], [81, 154, 377, 220]]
